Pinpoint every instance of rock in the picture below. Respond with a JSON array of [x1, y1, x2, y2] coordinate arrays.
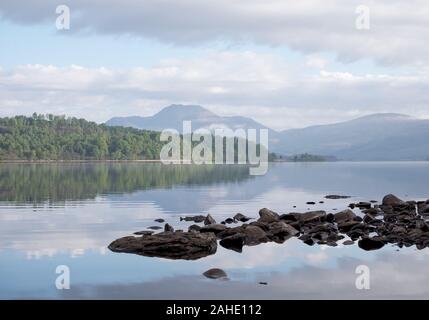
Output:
[[188, 224, 201, 233], [325, 195, 351, 199], [203, 268, 228, 279], [200, 224, 228, 234], [180, 215, 206, 223], [358, 237, 385, 251], [382, 194, 405, 207], [259, 282, 268, 285], [204, 214, 216, 225], [334, 209, 356, 223], [133, 230, 154, 236], [337, 220, 361, 232], [154, 218, 165, 223], [243, 225, 269, 246], [354, 202, 372, 209], [298, 211, 326, 223], [219, 233, 245, 252], [164, 223, 174, 232], [279, 213, 299, 222], [266, 221, 299, 238], [343, 240, 354, 245], [258, 208, 280, 223], [225, 218, 234, 224], [306, 202, 316, 205], [108, 231, 217, 260], [147, 226, 162, 230], [233, 213, 251, 222]]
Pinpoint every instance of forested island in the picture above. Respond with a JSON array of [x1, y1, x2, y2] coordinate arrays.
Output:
[[0, 113, 275, 161], [0, 113, 164, 160]]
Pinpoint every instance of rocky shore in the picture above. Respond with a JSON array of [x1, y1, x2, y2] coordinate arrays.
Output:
[[108, 194, 429, 260]]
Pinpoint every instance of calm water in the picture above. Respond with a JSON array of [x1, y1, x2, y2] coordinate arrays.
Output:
[[1, 162, 429, 299]]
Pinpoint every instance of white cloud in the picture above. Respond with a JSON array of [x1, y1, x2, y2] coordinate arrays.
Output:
[[1, 51, 429, 130], [1, 0, 429, 65]]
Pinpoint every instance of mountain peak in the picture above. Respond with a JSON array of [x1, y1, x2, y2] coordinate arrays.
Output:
[[352, 113, 413, 122]]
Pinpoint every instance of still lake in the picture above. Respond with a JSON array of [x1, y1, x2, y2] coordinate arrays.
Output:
[[1, 162, 429, 299]]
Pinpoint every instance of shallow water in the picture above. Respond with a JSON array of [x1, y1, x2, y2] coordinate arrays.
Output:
[[1, 162, 429, 299]]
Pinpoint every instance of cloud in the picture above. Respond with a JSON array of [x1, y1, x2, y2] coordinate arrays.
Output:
[[1, 51, 429, 129], [1, 0, 429, 65]]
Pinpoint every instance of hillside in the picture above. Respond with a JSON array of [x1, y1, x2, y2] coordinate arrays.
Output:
[[0, 114, 164, 160]]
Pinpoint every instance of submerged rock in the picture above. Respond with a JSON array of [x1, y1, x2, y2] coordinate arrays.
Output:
[[108, 231, 217, 260], [180, 215, 206, 223], [154, 218, 165, 223], [147, 226, 162, 230], [203, 268, 228, 279], [325, 195, 351, 199]]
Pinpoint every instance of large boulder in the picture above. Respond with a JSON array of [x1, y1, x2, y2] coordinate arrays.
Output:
[[108, 231, 217, 260], [258, 208, 280, 223], [382, 194, 405, 207]]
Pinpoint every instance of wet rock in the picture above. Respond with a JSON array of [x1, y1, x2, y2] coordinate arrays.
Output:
[[200, 224, 228, 234], [343, 240, 354, 245], [188, 224, 201, 233], [298, 210, 326, 223], [204, 214, 216, 225], [358, 237, 385, 251], [334, 209, 356, 223], [225, 218, 234, 224], [109, 231, 217, 260], [306, 202, 316, 205], [154, 218, 165, 223], [147, 226, 162, 230], [133, 230, 154, 236], [337, 220, 361, 232], [258, 208, 280, 223], [233, 213, 251, 222], [279, 213, 299, 222], [259, 282, 268, 285], [180, 215, 206, 223], [203, 268, 228, 279], [354, 202, 372, 209], [266, 221, 299, 242], [243, 225, 269, 246], [382, 194, 405, 207], [325, 195, 351, 199], [164, 223, 174, 232], [219, 233, 245, 252]]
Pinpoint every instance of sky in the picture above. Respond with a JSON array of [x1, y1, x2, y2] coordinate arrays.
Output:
[[1, 0, 429, 130]]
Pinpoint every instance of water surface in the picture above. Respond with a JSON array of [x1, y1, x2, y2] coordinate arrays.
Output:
[[1, 162, 429, 299]]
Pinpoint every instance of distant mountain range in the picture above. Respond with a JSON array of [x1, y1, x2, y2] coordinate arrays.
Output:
[[106, 105, 429, 161]]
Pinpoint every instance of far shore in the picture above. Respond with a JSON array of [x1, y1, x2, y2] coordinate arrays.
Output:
[[0, 159, 428, 164]]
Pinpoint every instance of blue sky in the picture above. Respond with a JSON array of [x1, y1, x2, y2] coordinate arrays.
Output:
[[1, 1, 428, 130]]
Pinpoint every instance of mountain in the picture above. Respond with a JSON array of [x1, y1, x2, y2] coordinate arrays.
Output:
[[106, 104, 272, 133], [106, 106, 429, 161], [273, 113, 429, 160]]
